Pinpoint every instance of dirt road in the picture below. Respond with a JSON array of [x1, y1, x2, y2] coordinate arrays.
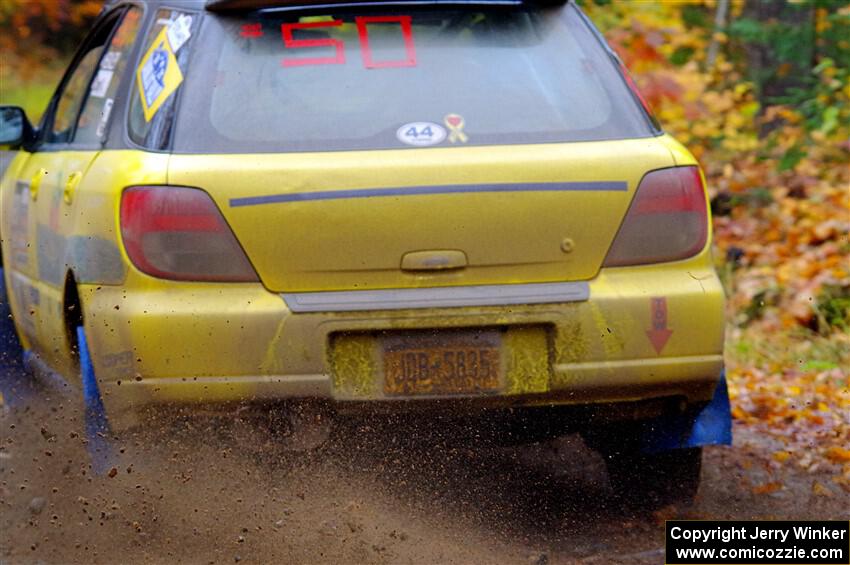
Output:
[[2, 367, 848, 565]]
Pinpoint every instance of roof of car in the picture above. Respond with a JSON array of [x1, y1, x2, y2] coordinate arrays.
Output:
[[102, 0, 206, 11], [205, 0, 566, 12], [102, 0, 565, 13]]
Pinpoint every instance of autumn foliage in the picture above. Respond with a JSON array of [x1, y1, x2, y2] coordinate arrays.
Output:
[[584, 0, 849, 495], [0, 0, 101, 82]]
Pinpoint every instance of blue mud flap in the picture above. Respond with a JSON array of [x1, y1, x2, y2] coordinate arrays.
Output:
[[77, 326, 115, 475], [0, 268, 23, 364], [0, 266, 33, 408], [639, 371, 733, 454]]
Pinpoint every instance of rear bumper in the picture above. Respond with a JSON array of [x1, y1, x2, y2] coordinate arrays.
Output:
[[81, 257, 725, 423]]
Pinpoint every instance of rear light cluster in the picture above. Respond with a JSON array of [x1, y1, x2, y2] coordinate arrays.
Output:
[[120, 186, 259, 282], [603, 166, 709, 267]]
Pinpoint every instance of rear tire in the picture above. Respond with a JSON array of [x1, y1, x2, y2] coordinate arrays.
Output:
[[605, 447, 702, 509]]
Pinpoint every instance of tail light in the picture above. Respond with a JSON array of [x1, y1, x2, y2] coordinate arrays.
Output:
[[120, 186, 259, 282], [603, 166, 708, 267]]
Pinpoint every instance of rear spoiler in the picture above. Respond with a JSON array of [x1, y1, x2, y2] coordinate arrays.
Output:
[[207, 0, 566, 12]]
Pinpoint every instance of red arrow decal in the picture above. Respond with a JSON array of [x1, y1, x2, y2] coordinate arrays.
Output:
[[646, 297, 673, 354]]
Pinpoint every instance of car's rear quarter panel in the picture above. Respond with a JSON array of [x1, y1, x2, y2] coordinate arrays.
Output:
[[45, 150, 167, 373]]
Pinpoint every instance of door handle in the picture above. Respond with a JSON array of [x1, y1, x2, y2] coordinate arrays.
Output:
[[63, 171, 82, 204], [29, 168, 47, 201]]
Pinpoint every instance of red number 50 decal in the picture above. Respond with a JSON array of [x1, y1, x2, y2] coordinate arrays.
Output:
[[281, 16, 416, 69]]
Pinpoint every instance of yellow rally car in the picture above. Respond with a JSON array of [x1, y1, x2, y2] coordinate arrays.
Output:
[[0, 0, 730, 504]]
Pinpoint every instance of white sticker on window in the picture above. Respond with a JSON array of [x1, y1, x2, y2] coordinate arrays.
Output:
[[166, 14, 193, 52], [396, 122, 447, 147], [89, 69, 114, 98], [100, 50, 121, 70], [96, 98, 114, 139]]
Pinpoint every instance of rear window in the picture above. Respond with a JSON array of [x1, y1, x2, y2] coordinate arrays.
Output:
[[172, 4, 654, 153]]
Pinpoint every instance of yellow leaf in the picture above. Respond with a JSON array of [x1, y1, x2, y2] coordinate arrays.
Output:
[[812, 481, 833, 497], [752, 482, 782, 495], [825, 447, 850, 464]]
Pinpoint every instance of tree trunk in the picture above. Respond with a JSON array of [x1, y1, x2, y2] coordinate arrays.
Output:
[[706, 0, 730, 68]]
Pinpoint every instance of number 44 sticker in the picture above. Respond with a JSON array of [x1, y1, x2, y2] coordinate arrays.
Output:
[[396, 121, 447, 147]]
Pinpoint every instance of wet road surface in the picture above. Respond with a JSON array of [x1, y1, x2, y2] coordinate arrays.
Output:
[[2, 366, 848, 564]]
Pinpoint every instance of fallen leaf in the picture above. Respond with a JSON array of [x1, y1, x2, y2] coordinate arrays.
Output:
[[825, 447, 850, 464], [752, 482, 782, 495], [812, 481, 833, 497]]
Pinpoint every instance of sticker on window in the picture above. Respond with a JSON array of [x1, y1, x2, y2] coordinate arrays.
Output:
[[100, 50, 121, 71], [136, 27, 184, 122], [89, 69, 114, 98], [241, 16, 417, 70], [96, 98, 114, 138], [396, 122, 446, 147], [444, 114, 468, 143], [166, 14, 193, 53]]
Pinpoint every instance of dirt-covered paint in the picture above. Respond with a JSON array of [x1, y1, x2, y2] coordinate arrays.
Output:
[[503, 326, 550, 395], [330, 333, 377, 398], [589, 302, 624, 359]]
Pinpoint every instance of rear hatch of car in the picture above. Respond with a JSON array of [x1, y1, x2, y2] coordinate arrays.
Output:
[[168, 141, 673, 292], [165, 2, 669, 293]]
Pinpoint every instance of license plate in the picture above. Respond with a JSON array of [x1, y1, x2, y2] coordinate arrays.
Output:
[[383, 330, 502, 396]]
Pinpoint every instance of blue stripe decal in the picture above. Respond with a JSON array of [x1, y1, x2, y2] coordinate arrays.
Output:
[[229, 181, 628, 208]]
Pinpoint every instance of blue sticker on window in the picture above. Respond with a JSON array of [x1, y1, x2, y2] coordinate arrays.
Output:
[[141, 44, 168, 107]]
